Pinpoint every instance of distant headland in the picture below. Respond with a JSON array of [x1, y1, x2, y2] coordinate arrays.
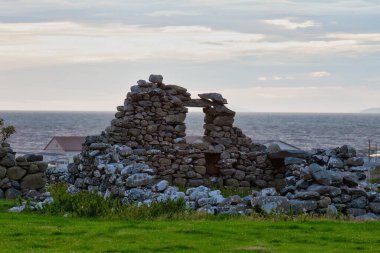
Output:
[[361, 108, 380, 114]]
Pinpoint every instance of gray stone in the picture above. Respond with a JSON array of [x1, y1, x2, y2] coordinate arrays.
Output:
[[23, 154, 43, 162], [326, 204, 338, 218], [294, 191, 320, 200], [209, 190, 225, 204], [328, 171, 343, 185], [255, 180, 267, 188], [121, 163, 152, 176], [338, 145, 356, 159], [0, 153, 16, 167], [258, 188, 278, 197], [89, 143, 109, 150], [267, 144, 281, 154], [318, 197, 332, 208], [213, 116, 234, 126], [268, 150, 310, 160], [354, 213, 380, 221], [151, 180, 169, 192], [307, 184, 341, 197], [349, 196, 368, 209], [20, 173, 46, 189], [295, 179, 309, 189], [149, 74, 163, 84], [125, 173, 154, 187], [0, 166, 6, 178], [6, 166, 26, 180], [309, 163, 332, 186], [369, 202, 380, 214], [257, 196, 290, 214], [198, 93, 227, 104], [342, 173, 359, 187], [0, 189, 4, 199], [327, 157, 344, 169], [280, 186, 297, 195], [290, 200, 318, 214], [345, 157, 364, 167], [165, 114, 186, 124], [198, 197, 217, 207], [221, 195, 242, 206], [5, 188, 21, 199], [347, 208, 366, 217], [8, 205, 26, 213]]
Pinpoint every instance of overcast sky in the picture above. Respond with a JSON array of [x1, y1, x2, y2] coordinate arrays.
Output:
[[0, 0, 379, 112]]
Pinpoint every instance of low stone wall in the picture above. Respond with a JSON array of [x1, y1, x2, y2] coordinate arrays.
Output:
[[0, 143, 48, 199]]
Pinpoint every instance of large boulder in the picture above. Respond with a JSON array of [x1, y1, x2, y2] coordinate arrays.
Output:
[[309, 163, 332, 186], [6, 166, 26, 180], [256, 196, 290, 214], [20, 173, 46, 190]]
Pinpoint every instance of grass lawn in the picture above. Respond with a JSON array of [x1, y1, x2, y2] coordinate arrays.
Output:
[[0, 200, 379, 253]]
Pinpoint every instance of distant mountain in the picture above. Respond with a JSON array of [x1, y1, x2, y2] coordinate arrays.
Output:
[[361, 108, 380, 113]]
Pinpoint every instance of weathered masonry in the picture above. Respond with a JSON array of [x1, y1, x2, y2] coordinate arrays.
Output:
[[101, 74, 284, 189]]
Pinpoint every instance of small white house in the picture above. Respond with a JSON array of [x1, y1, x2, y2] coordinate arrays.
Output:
[[44, 136, 85, 154]]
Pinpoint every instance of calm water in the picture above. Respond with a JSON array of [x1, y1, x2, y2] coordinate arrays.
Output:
[[1, 111, 380, 153]]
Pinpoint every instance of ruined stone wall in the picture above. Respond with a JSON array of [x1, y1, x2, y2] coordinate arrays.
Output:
[[0, 143, 48, 199], [70, 75, 285, 190], [98, 75, 284, 188]]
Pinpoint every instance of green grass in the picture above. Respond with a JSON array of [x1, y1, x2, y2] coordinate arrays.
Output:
[[1, 200, 379, 252]]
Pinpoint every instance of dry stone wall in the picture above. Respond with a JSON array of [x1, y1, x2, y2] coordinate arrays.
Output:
[[69, 75, 283, 190], [0, 143, 48, 199]]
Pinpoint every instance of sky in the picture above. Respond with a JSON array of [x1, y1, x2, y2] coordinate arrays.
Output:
[[0, 0, 379, 112]]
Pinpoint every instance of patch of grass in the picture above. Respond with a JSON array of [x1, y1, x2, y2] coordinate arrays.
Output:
[[0, 199, 379, 253], [40, 183, 189, 219]]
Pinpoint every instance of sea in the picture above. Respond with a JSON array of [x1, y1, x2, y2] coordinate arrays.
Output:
[[1, 111, 380, 154]]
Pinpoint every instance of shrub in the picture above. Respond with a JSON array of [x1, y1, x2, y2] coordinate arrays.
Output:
[[0, 118, 16, 144]]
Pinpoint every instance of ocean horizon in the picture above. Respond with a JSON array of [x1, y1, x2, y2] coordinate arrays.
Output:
[[1, 111, 380, 154]]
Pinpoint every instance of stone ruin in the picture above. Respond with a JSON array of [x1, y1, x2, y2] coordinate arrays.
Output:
[[74, 74, 279, 190], [6, 75, 380, 219]]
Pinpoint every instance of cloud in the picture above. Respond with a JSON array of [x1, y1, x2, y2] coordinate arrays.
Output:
[[324, 33, 380, 42], [257, 75, 294, 81], [1, 22, 380, 70], [262, 18, 319, 30], [310, 71, 331, 78], [147, 10, 199, 17]]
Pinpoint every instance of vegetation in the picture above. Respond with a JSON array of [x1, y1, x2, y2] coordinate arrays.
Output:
[[0, 200, 379, 253], [0, 118, 16, 144], [39, 183, 189, 219]]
